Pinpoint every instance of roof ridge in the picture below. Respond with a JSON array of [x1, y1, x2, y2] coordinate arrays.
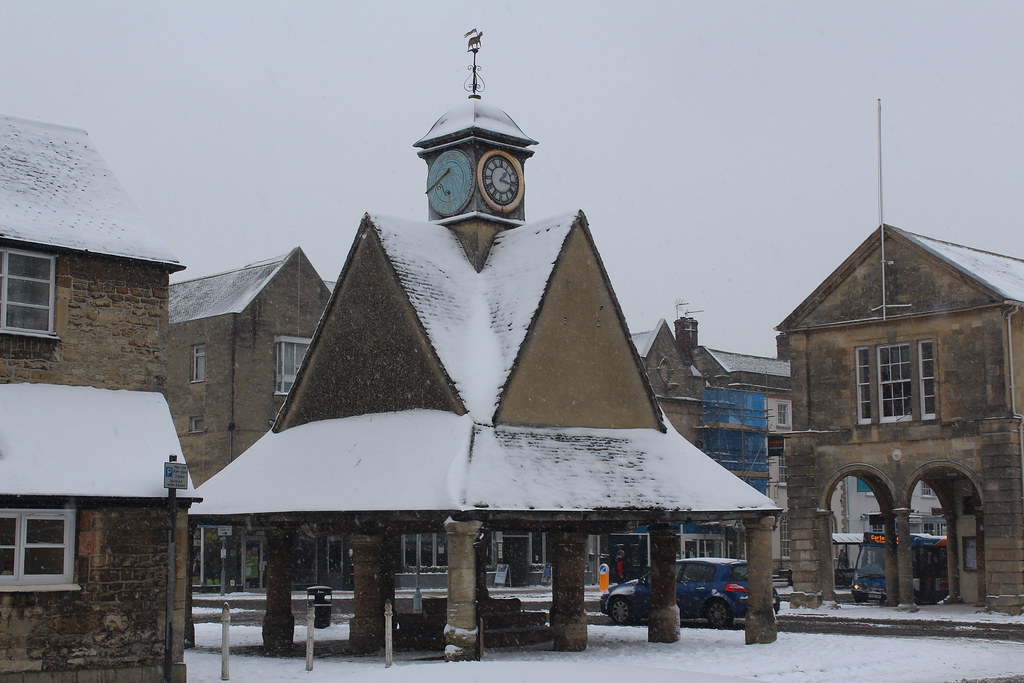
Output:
[[171, 250, 292, 286], [895, 226, 1024, 266]]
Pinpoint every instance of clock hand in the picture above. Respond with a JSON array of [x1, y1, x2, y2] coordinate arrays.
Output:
[[425, 167, 452, 194]]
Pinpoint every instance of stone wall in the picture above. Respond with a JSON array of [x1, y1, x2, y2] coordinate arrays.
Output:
[[0, 252, 171, 392], [0, 505, 189, 682]]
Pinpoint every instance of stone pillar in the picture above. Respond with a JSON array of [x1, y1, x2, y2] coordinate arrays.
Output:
[[894, 508, 917, 611], [815, 509, 835, 603], [975, 512, 988, 608], [943, 511, 961, 603], [646, 524, 680, 643], [883, 514, 899, 607], [350, 534, 387, 654], [551, 531, 589, 651], [445, 519, 482, 661], [262, 527, 295, 653], [744, 516, 778, 644]]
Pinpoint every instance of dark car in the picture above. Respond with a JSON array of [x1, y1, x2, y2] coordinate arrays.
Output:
[[599, 557, 780, 629]]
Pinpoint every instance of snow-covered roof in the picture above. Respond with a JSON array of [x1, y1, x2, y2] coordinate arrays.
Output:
[[369, 212, 576, 423], [630, 321, 664, 358], [0, 383, 193, 498], [894, 227, 1024, 303], [169, 250, 292, 323], [0, 114, 179, 268], [415, 100, 537, 149], [192, 409, 774, 515], [705, 348, 790, 378]]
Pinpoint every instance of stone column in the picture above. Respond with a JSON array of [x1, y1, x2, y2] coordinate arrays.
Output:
[[943, 511, 961, 603], [350, 534, 387, 654], [262, 527, 295, 653], [894, 508, 917, 611], [883, 514, 899, 607], [445, 519, 482, 661], [815, 509, 835, 603], [646, 524, 680, 643], [975, 512, 988, 608], [744, 516, 778, 644], [551, 531, 589, 651]]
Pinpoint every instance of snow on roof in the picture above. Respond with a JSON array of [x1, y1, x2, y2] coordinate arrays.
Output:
[[0, 383, 193, 498], [705, 348, 790, 378], [415, 100, 538, 149], [370, 213, 576, 423], [192, 410, 775, 515], [169, 250, 292, 323], [630, 320, 664, 359], [894, 227, 1024, 303], [0, 114, 179, 267]]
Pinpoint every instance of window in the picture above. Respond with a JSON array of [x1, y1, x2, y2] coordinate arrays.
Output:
[[919, 340, 936, 419], [189, 416, 206, 433], [191, 344, 206, 382], [0, 510, 75, 586], [878, 343, 912, 421], [0, 248, 56, 334], [856, 347, 872, 423], [779, 514, 790, 559], [768, 434, 786, 484], [276, 337, 310, 394], [920, 482, 935, 497], [775, 401, 790, 429]]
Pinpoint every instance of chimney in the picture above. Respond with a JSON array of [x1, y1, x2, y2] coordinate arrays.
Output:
[[674, 317, 698, 363]]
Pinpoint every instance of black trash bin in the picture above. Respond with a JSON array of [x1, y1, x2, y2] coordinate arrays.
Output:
[[306, 585, 332, 629]]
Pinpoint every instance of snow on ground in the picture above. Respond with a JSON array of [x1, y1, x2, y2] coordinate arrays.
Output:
[[185, 603, 1024, 683]]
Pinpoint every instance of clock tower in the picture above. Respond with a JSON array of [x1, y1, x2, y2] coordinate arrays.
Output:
[[414, 35, 537, 269]]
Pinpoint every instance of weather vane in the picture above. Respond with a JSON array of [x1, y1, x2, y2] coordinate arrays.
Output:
[[464, 28, 485, 99]]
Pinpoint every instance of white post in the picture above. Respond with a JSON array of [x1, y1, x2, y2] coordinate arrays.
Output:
[[220, 603, 230, 681], [384, 600, 393, 668], [305, 603, 314, 671]]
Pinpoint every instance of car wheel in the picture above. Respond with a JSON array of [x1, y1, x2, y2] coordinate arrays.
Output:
[[852, 592, 867, 604], [703, 599, 734, 629], [608, 596, 635, 625]]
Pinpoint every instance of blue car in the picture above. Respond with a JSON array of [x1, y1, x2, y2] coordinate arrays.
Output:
[[600, 557, 779, 629]]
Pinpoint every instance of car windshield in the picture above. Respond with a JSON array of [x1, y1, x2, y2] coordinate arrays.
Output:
[[678, 562, 716, 582], [855, 545, 885, 576]]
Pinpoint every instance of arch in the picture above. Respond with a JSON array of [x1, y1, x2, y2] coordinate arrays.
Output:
[[821, 463, 899, 511], [902, 460, 984, 507]]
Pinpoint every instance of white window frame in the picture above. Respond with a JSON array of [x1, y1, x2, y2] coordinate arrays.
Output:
[[189, 416, 206, 433], [191, 344, 206, 382], [0, 248, 56, 335], [877, 343, 913, 422], [775, 400, 791, 430], [919, 340, 936, 420], [275, 336, 310, 395], [779, 514, 790, 559], [856, 346, 872, 424], [0, 509, 75, 586]]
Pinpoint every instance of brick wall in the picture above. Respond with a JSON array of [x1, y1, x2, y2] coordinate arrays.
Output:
[[0, 252, 170, 392], [0, 505, 188, 682]]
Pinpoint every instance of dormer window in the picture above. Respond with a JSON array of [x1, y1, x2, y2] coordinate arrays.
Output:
[[0, 248, 55, 334]]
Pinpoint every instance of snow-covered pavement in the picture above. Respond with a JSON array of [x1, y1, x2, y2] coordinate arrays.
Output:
[[185, 600, 1024, 682]]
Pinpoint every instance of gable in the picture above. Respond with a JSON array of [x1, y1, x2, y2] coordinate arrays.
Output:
[[276, 224, 463, 430], [244, 248, 330, 330], [496, 221, 663, 430], [781, 227, 1001, 331]]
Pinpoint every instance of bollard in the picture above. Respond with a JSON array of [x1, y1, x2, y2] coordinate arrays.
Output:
[[384, 600, 393, 668], [220, 603, 230, 681], [305, 603, 314, 671], [598, 563, 610, 592]]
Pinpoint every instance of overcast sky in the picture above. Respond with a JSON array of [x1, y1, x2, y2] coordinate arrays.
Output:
[[2, 1, 1021, 356]]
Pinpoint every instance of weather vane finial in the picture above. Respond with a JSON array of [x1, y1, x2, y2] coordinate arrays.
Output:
[[464, 28, 485, 99]]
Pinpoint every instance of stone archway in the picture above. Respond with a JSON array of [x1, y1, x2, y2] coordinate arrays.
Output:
[[905, 461, 985, 605], [820, 465, 901, 605]]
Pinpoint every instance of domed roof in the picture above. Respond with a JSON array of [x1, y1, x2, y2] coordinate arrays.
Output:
[[415, 100, 538, 149]]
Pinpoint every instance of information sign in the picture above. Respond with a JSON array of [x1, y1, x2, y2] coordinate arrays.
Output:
[[163, 461, 189, 490]]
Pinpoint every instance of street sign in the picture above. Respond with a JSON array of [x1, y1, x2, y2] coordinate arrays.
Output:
[[163, 461, 189, 490], [217, 526, 233, 537]]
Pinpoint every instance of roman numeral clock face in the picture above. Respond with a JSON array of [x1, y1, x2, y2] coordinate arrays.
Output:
[[478, 150, 524, 213]]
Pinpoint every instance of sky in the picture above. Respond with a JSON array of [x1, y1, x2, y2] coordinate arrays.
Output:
[[1, 1, 1021, 356]]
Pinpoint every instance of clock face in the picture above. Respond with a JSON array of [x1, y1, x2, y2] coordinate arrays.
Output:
[[426, 150, 474, 217], [478, 150, 524, 213]]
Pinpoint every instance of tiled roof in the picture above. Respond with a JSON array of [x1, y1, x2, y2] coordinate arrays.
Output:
[[705, 348, 790, 377], [0, 114, 179, 267], [169, 251, 292, 323]]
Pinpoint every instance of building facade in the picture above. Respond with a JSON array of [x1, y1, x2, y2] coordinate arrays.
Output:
[[0, 114, 191, 682], [780, 225, 1024, 613]]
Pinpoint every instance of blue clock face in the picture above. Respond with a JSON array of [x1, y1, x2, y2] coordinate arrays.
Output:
[[426, 150, 474, 217]]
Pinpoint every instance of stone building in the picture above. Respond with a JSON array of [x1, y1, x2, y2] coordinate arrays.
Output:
[[0, 114, 192, 681], [193, 96, 779, 660], [780, 225, 1024, 614]]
